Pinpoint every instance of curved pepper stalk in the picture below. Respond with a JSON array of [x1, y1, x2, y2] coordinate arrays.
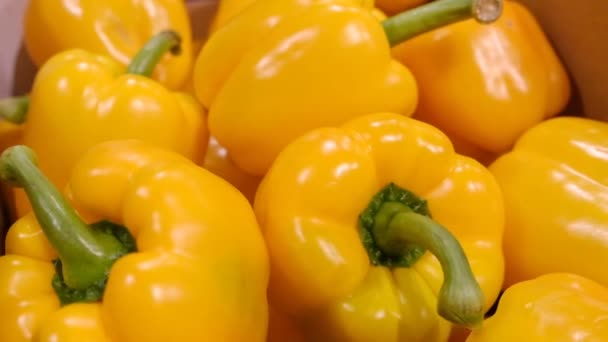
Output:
[[360, 183, 484, 327], [383, 0, 503, 47], [0, 145, 136, 305]]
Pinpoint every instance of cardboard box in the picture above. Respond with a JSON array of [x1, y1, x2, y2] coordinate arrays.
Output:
[[515, 0, 608, 121]]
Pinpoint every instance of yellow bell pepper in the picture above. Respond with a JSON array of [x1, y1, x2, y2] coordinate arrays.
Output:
[[0, 31, 208, 220], [23, 0, 192, 90], [193, 0, 503, 176], [466, 273, 608, 341], [0, 141, 269, 341], [254, 112, 505, 341], [488, 116, 608, 288], [202, 136, 262, 204], [391, 1, 571, 161]]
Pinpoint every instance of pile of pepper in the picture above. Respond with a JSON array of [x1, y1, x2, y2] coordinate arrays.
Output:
[[0, 0, 605, 341]]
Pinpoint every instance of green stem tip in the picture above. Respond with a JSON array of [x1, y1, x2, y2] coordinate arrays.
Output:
[[382, 0, 504, 47], [0, 95, 29, 124], [126, 30, 182, 77], [0, 145, 135, 305], [359, 183, 484, 327]]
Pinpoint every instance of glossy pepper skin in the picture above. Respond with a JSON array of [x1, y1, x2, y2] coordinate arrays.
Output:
[[467, 273, 608, 341], [0, 141, 269, 341], [8, 32, 208, 219], [23, 0, 193, 89], [254, 112, 505, 341], [488, 116, 608, 288], [194, 0, 418, 176], [392, 1, 571, 160]]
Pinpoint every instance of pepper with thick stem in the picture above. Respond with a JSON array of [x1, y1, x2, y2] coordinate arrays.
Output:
[[254, 112, 505, 341], [0, 141, 269, 341], [194, 0, 503, 177], [0, 30, 208, 219], [364, 194, 484, 326], [0, 146, 134, 303], [391, 0, 571, 161], [359, 184, 484, 328]]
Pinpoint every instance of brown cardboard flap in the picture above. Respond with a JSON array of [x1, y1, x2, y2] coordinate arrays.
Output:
[[516, 0, 608, 120]]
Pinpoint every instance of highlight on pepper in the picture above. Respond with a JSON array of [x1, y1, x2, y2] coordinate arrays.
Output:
[[23, 0, 194, 89], [390, 0, 571, 161], [194, 0, 504, 177], [0, 141, 268, 341], [254, 112, 505, 341], [0, 30, 209, 219]]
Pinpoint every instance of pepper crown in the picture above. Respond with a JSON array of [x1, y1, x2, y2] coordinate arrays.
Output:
[[0, 145, 136, 305], [359, 183, 485, 327]]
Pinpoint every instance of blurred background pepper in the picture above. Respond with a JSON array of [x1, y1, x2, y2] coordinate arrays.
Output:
[[23, 0, 193, 90]]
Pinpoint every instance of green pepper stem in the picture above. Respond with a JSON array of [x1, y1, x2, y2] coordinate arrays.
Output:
[[372, 202, 484, 327], [126, 30, 182, 77], [0, 95, 29, 124], [0, 145, 126, 290], [382, 0, 503, 46]]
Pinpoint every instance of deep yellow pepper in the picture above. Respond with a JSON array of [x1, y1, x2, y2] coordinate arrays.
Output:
[[193, 0, 503, 176], [391, 0, 571, 162], [23, 0, 192, 90], [0, 141, 269, 341], [467, 273, 608, 341], [488, 116, 608, 288], [254, 112, 505, 341], [0, 31, 208, 219]]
